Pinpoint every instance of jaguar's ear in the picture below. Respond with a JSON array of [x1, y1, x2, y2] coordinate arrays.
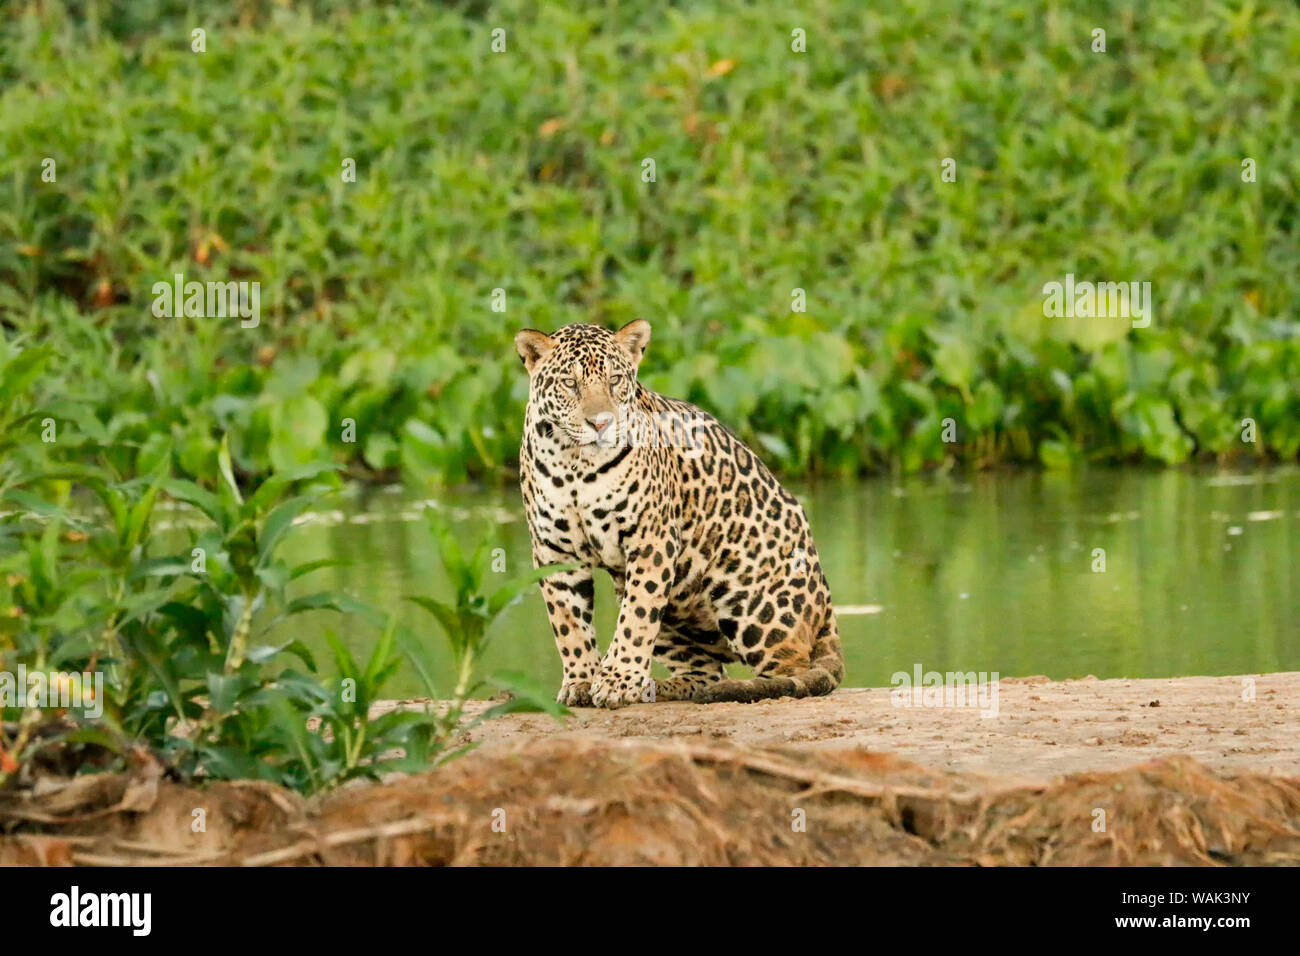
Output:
[[514, 329, 553, 374], [614, 318, 651, 367]]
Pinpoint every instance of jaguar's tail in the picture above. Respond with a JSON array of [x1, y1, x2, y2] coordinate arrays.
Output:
[[694, 611, 844, 704]]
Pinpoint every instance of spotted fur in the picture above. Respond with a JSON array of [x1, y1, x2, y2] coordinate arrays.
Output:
[[515, 320, 844, 709]]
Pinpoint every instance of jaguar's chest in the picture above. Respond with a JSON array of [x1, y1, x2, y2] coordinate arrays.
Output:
[[528, 446, 644, 570]]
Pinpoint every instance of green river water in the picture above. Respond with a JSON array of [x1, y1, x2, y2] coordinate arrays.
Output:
[[278, 467, 1300, 698]]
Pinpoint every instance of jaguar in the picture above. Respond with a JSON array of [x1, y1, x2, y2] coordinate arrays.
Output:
[[515, 319, 844, 709]]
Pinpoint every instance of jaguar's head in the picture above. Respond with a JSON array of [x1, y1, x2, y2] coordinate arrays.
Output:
[[514, 319, 650, 448]]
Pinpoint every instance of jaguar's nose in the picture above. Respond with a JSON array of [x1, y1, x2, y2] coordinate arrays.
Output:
[[588, 413, 614, 435]]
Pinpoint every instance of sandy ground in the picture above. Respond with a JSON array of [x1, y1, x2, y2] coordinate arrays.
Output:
[[4, 673, 1295, 866], [385, 671, 1298, 783]]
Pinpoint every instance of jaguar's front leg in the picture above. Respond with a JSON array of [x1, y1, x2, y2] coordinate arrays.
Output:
[[591, 541, 672, 709], [535, 552, 601, 707]]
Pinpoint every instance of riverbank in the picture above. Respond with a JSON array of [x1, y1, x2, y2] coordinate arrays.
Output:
[[3, 672, 1296, 866], [382, 671, 1300, 780]]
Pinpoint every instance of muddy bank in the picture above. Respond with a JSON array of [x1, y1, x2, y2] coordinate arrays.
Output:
[[2, 672, 1294, 866], [3, 737, 1298, 866], [393, 671, 1298, 781]]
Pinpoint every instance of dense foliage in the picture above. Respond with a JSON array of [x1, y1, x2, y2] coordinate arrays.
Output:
[[0, 346, 564, 792], [2, 1, 1296, 486]]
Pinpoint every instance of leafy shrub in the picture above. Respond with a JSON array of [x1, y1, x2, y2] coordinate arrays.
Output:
[[0, 427, 564, 794]]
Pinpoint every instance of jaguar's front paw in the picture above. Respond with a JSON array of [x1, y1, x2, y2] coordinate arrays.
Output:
[[557, 678, 593, 707], [590, 671, 651, 709]]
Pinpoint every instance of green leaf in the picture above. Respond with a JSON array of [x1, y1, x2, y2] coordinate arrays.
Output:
[[268, 395, 329, 473], [480, 671, 570, 721], [162, 478, 225, 526], [258, 496, 311, 567], [487, 562, 578, 616], [2, 489, 66, 518], [128, 555, 192, 580], [289, 557, 347, 580], [0, 346, 51, 413], [248, 461, 342, 513], [427, 512, 474, 596], [218, 434, 244, 507], [283, 590, 378, 621], [324, 631, 362, 688], [206, 672, 246, 715], [405, 595, 461, 640], [363, 617, 399, 689], [929, 330, 977, 394], [124, 466, 168, 551]]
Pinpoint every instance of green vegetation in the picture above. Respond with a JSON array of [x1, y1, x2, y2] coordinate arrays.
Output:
[[0, 345, 565, 792], [2, 1, 1297, 487]]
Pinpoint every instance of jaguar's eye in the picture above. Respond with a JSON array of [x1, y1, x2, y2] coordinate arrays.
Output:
[[560, 377, 578, 391], [609, 375, 623, 388]]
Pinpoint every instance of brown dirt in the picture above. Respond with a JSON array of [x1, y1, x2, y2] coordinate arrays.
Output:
[[2, 737, 1298, 866], [1, 673, 1295, 866], [420, 671, 1300, 781]]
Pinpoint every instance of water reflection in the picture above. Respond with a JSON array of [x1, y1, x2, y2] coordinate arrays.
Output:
[[279, 468, 1299, 697]]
